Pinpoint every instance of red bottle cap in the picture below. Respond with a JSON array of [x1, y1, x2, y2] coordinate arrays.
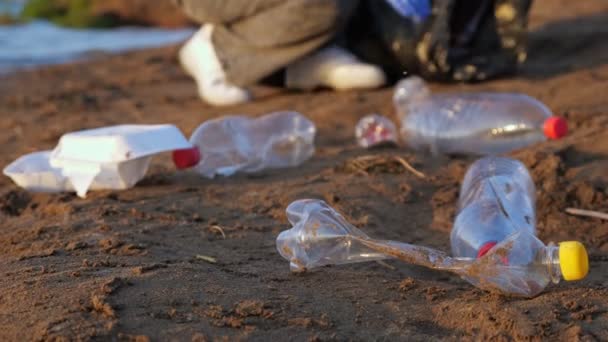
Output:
[[477, 241, 498, 258], [543, 116, 568, 139], [477, 241, 509, 264], [172, 146, 201, 169]]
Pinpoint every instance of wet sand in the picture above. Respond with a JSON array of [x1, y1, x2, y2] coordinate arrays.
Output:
[[1, 0, 607, 340]]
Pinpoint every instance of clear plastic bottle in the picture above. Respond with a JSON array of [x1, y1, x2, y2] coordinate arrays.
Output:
[[276, 199, 457, 273], [172, 111, 316, 178], [355, 114, 399, 148], [277, 194, 589, 297], [451, 157, 588, 296], [451, 157, 536, 258], [394, 76, 569, 155]]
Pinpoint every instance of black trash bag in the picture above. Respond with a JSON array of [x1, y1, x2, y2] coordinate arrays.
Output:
[[347, 0, 533, 82]]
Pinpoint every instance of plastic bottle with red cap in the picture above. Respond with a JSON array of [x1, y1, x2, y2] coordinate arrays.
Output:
[[451, 157, 537, 260], [355, 113, 399, 148], [450, 157, 589, 296], [172, 111, 316, 178], [394, 76, 568, 155]]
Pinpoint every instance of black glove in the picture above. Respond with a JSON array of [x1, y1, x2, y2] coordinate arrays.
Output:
[[347, 0, 533, 82]]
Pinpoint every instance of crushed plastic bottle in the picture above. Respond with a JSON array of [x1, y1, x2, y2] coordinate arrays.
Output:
[[355, 114, 399, 148], [451, 157, 589, 296], [394, 76, 569, 155], [277, 192, 588, 297], [173, 111, 316, 178], [276, 199, 459, 272], [451, 156, 536, 259], [3, 124, 192, 197]]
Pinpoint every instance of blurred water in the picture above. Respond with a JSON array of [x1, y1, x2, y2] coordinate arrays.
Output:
[[0, 1, 193, 73], [0, 0, 24, 16]]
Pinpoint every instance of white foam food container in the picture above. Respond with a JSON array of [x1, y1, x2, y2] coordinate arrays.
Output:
[[4, 124, 192, 197]]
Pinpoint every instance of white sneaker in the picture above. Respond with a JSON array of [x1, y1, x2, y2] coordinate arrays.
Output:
[[179, 25, 251, 106], [285, 46, 387, 91]]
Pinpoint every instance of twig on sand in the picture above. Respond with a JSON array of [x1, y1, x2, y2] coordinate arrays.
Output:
[[347, 157, 370, 176], [565, 208, 608, 220], [344, 155, 427, 179], [208, 225, 227, 239], [392, 156, 426, 179], [195, 254, 217, 264]]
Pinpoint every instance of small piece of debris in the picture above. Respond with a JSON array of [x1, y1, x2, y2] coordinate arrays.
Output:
[[341, 155, 426, 179], [195, 255, 217, 264], [565, 208, 608, 220], [132, 263, 168, 275], [208, 225, 226, 239]]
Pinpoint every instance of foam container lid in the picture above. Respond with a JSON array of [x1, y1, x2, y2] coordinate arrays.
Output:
[[50, 124, 192, 165]]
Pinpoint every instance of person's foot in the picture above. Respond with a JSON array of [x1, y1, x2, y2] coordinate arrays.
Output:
[[179, 25, 251, 106], [285, 46, 386, 91]]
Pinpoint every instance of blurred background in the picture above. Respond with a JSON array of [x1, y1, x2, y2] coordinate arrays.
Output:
[[0, 0, 195, 73]]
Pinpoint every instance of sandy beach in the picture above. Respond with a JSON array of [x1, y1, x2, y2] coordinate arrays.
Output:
[[1, 0, 607, 340]]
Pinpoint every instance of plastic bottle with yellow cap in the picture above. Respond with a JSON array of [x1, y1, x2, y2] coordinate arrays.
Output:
[[453, 232, 588, 297], [451, 157, 589, 296]]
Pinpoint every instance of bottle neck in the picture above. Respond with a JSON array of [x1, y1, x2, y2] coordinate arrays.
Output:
[[544, 243, 562, 284]]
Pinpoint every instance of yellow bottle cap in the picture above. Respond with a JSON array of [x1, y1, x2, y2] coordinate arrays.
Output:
[[559, 241, 589, 281]]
